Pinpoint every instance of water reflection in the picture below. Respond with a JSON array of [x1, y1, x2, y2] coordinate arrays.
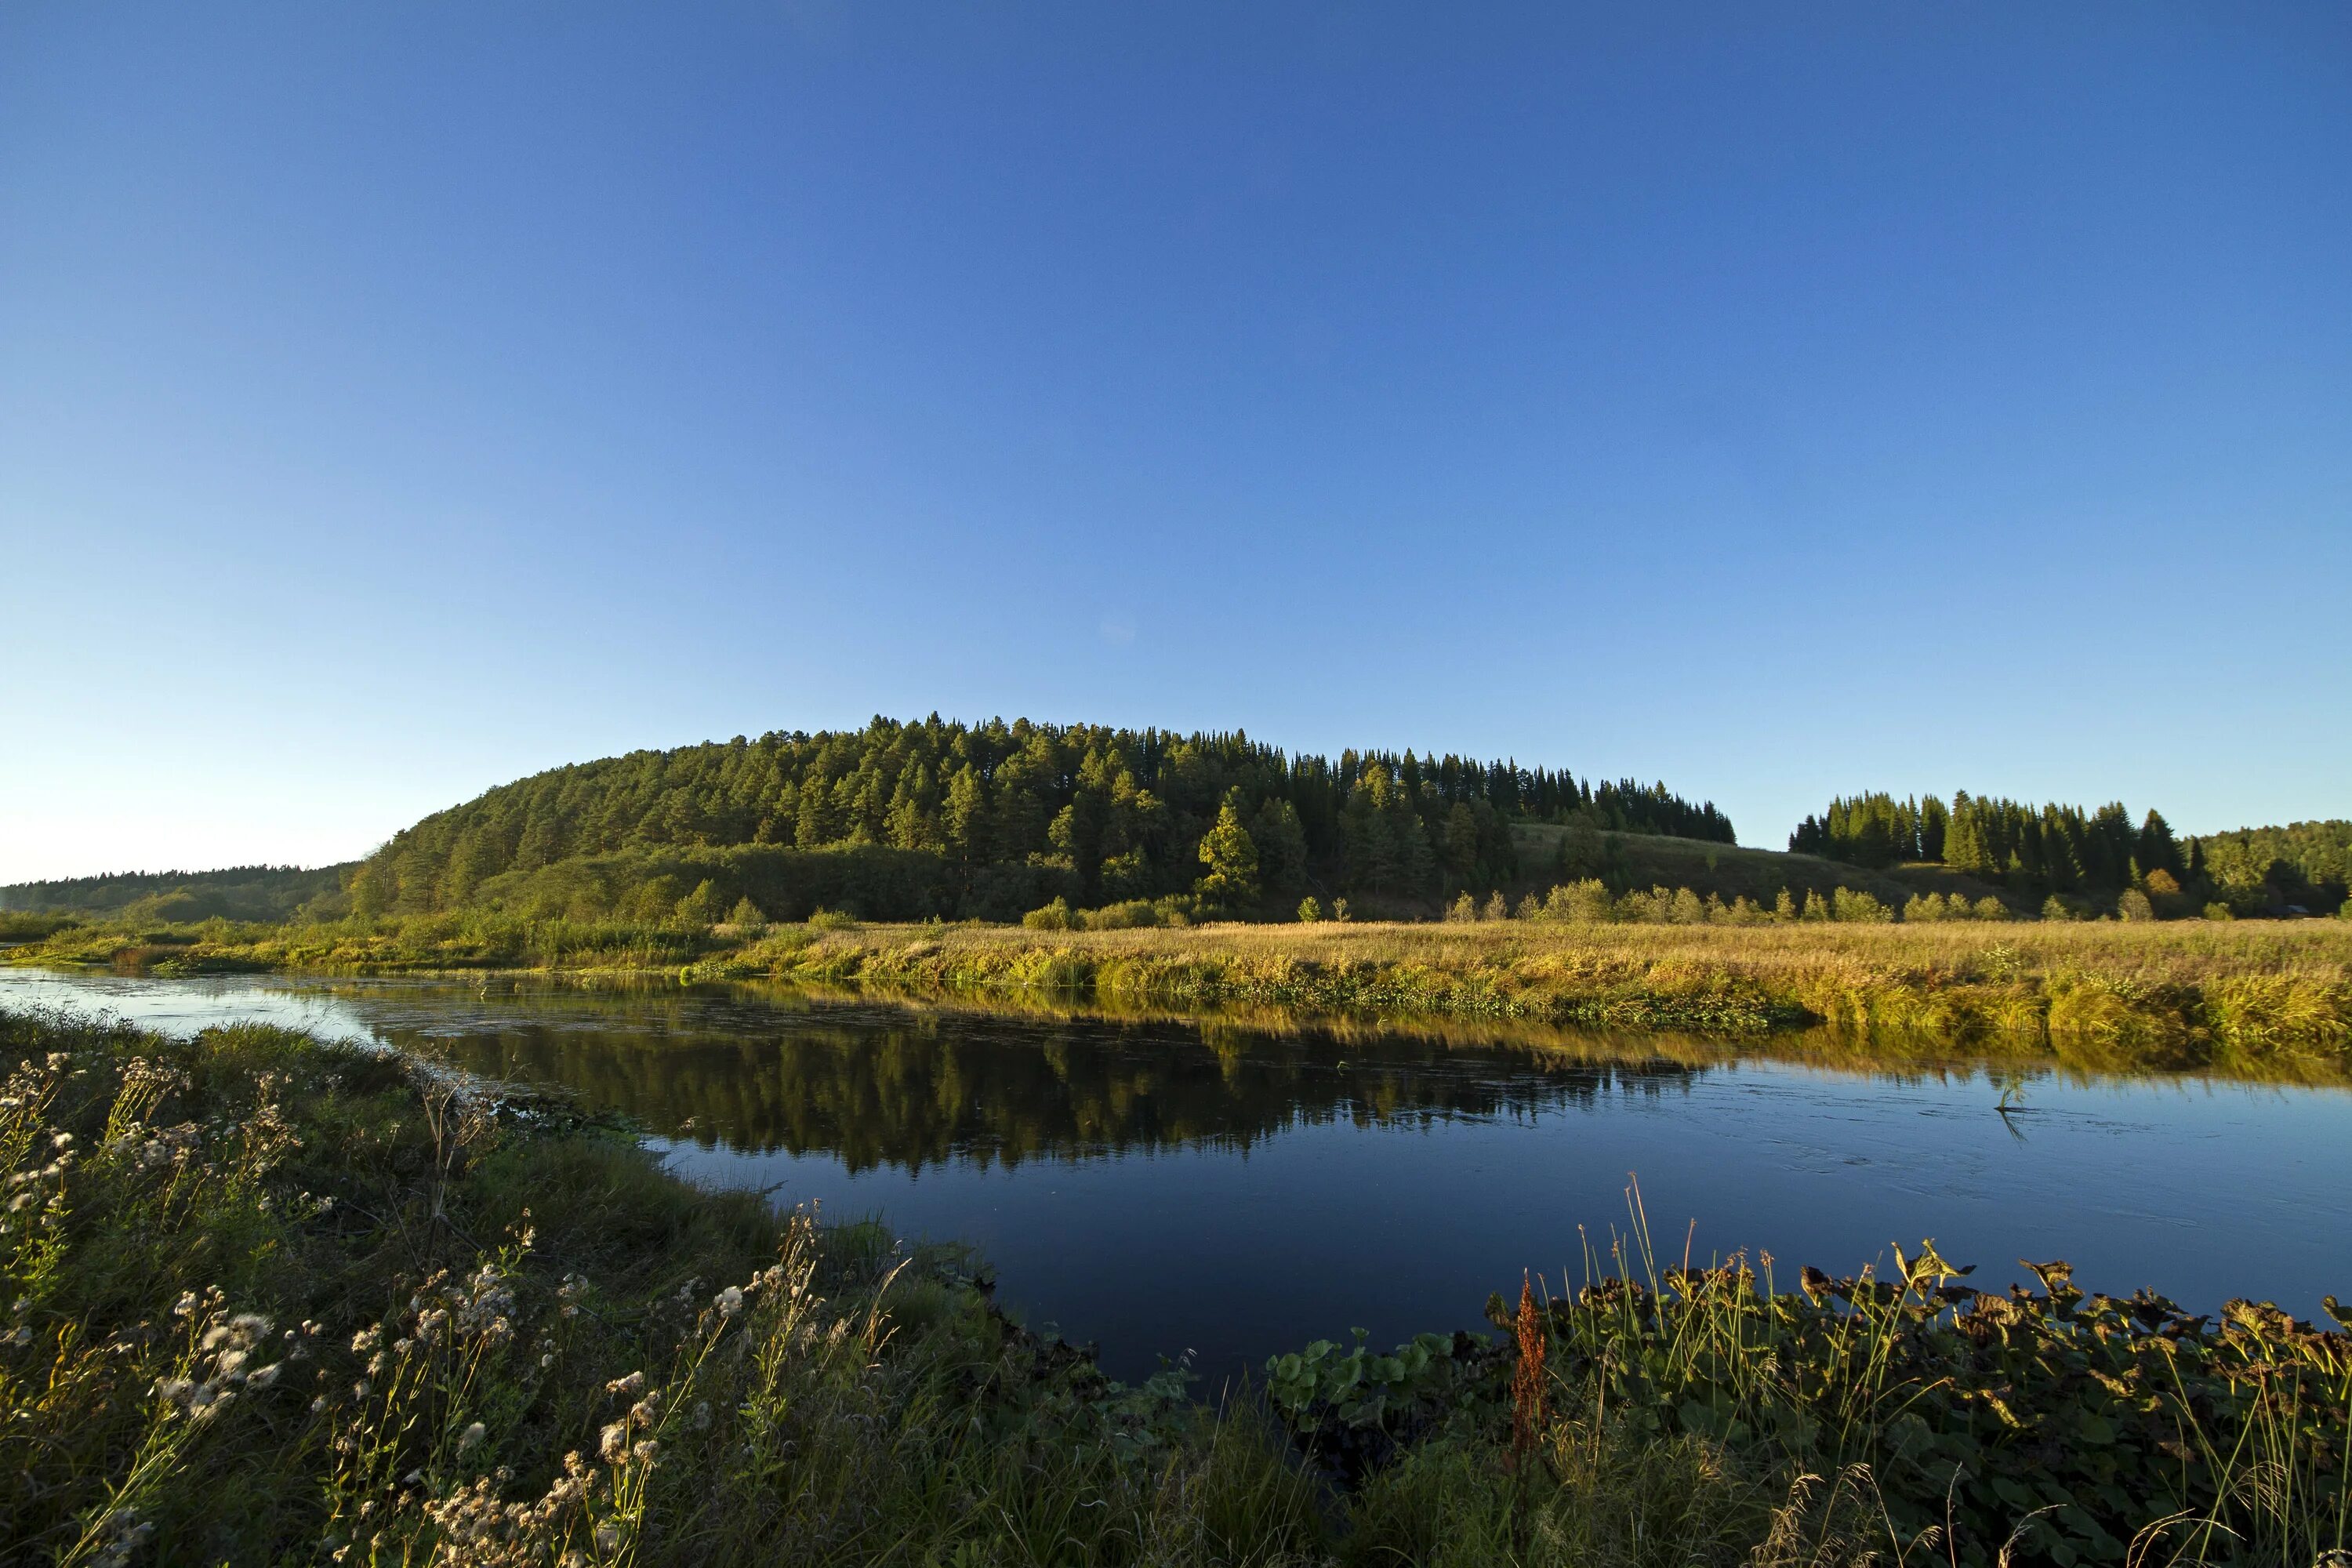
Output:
[[411, 1009, 1722, 1171], [4, 966, 2348, 1384]]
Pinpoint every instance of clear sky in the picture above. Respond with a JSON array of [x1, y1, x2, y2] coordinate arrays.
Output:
[[3, 2, 2347, 881]]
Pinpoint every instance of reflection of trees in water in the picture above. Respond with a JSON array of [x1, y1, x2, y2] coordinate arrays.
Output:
[[383, 1000, 1708, 1173]]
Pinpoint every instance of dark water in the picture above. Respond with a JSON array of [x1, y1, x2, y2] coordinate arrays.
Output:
[[5, 966, 2349, 1385]]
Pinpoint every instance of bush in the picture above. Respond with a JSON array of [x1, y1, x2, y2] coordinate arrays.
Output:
[[1077, 899, 1159, 931], [1539, 880, 1613, 924], [2116, 888, 2158, 922], [1021, 898, 1074, 932], [806, 907, 858, 931], [1830, 889, 1892, 924], [1295, 897, 1323, 923]]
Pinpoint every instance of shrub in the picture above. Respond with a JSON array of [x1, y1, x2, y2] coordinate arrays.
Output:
[[1830, 889, 1892, 924], [1078, 899, 1159, 931], [1539, 880, 1614, 924], [1295, 897, 1323, 924], [806, 907, 858, 931], [1020, 898, 1073, 932], [2117, 888, 2158, 922]]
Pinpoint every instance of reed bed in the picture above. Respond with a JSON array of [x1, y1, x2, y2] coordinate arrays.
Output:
[[722, 919, 2352, 1066], [12, 914, 2350, 1073]]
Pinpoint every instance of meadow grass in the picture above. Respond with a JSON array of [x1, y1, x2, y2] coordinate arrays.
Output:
[[722, 918, 2352, 1067], [4, 1006, 2345, 1565], [11, 913, 2351, 1076]]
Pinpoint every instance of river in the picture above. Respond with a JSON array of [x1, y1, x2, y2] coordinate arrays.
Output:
[[3, 965, 2346, 1385]]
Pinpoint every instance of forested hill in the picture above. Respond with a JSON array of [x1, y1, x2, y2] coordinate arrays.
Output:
[[1790, 793, 2349, 916], [0, 865, 353, 922], [350, 716, 1733, 922]]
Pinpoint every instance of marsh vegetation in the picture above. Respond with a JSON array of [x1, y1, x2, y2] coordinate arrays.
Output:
[[3, 1005, 2345, 1565]]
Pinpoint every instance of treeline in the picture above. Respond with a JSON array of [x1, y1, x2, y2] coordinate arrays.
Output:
[[2191, 820, 2352, 913], [350, 715, 1733, 923], [1443, 880, 1996, 927], [0, 864, 352, 922], [1791, 793, 2349, 916]]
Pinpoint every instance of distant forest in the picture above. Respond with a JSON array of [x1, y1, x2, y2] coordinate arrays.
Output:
[[350, 716, 1734, 923], [0, 864, 350, 923], [1790, 793, 2350, 916]]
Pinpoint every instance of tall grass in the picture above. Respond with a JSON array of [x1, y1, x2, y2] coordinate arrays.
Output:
[[1272, 1185, 2352, 1567], [10, 913, 2350, 1073], [0, 1007, 1323, 1566], [4, 1009, 2344, 1564]]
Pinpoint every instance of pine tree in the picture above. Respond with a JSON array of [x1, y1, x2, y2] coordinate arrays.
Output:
[[1194, 801, 1261, 912]]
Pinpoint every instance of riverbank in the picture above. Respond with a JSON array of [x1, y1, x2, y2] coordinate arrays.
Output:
[[13, 913, 2350, 1069], [2, 1007, 2344, 1565]]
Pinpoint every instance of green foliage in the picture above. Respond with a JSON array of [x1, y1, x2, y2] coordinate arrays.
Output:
[[1194, 800, 1262, 912], [1266, 1330, 1471, 1436], [1828, 888, 1892, 924], [0, 1008, 1329, 1567], [347, 715, 1733, 926], [1798, 797, 2352, 921], [1296, 897, 1324, 924], [1266, 1229, 2352, 1567], [1022, 898, 1074, 931], [2190, 820, 2352, 914], [0, 865, 353, 923]]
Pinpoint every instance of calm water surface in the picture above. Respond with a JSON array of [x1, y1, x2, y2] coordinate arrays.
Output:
[[5, 966, 2347, 1384]]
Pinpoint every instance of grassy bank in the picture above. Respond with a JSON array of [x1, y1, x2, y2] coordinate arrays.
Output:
[[3, 1007, 2347, 1566], [11, 913, 2352, 1070]]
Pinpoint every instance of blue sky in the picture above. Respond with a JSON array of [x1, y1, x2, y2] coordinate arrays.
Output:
[[3, 2, 2347, 880]]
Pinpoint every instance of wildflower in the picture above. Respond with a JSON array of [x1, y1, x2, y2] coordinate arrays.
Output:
[[599, 1422, 628, 1464], [632, 1439, 659, 1465], [458, 1421, 487, 1452], [604, 1370, 645, 1399], [247, 1363, 281, 1388], [714, 1285, 744, 1319]]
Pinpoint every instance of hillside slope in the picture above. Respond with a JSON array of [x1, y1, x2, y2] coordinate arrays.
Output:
[[0, 864, 354, 922], [1510, 825, 2020, 912], [347, 715, 1734, 923]]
